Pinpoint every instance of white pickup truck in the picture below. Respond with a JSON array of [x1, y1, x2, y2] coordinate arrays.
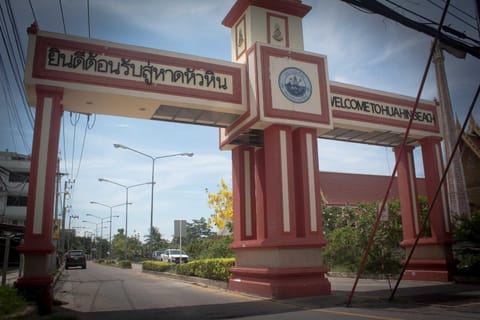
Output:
[[160, 249, 189, 264]]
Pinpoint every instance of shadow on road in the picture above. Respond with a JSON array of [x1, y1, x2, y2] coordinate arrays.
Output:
[[33, 299, 304, 320]]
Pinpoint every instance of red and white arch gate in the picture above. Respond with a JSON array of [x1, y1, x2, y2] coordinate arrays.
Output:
[[20, 0, 453, 306]]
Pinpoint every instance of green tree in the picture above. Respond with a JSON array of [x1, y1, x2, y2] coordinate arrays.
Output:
[[323, 200, 403, 274], [144, 226, 169, 255], [112, 228, 126, 258], [184, 218, 214, 245]]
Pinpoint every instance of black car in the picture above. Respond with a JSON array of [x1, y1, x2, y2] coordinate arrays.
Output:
[[65, 250, 87, 269]]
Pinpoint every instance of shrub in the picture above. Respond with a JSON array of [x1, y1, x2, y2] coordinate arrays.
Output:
[[142, 260, 174, 272], [322, 200, 404, 275], [0, 286, 27, 317], [185, 235, 234, 260], [175, 258, 235, 281], [118, 260, 132, 268], [453, 209, 480, 275]]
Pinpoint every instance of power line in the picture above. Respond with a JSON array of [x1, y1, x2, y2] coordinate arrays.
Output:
[[87, 0, 91, 38], [5, 0, 25, 68], [59, 0, 67, 34], [347, 0, 452, 306], [383, 0, 438, 25], [340, 0, 480, 59], [427, 0, 478, 32], [27, 0, 37, 23]]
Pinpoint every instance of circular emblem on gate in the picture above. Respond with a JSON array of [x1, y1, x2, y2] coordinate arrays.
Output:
[[278, 67, 312, 104]]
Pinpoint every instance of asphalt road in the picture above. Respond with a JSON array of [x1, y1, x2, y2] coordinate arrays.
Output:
[[45, 262, 480, 320]]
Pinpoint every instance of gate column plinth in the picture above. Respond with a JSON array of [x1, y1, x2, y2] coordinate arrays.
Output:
[[15, 85, 63, 313]]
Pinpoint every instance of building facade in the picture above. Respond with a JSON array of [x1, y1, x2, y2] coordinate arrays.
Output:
[[0, 151, 30, 226]]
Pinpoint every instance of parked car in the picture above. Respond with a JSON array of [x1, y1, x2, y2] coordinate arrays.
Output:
[[65, 250, 87, 269], [161, 249, 189, 264], [152, 250, 163, 261]]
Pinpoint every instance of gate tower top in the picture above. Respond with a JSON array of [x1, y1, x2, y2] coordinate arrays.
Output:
[[223, 0, 312, 63]]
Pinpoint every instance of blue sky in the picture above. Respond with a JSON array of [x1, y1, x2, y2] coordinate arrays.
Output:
[[1, 0, 479, 241]]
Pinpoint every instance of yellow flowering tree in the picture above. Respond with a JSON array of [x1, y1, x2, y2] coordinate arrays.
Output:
[[207, 179, 233, 234]]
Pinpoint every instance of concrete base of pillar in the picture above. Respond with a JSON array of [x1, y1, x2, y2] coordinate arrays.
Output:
[[15, 276, 53, 314], [402, 259, 456, 282], [230, 246, 331, 298], [230, 266, 331, 298], [401, 239, 455, 282]]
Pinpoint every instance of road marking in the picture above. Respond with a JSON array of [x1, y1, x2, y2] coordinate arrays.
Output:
[[314, 308, 402, 320]]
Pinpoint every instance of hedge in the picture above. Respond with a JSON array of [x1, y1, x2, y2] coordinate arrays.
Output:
[[142, 260, 174, 272], [175, 258, 235, 281], [142, 258, 235, 282]]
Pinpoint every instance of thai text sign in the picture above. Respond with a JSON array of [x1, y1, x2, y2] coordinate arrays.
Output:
[[46, 47, 232, 94], [28, 32, 244, 105]]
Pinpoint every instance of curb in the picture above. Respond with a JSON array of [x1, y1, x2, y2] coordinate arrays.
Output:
[[142, 269, 229, 290]]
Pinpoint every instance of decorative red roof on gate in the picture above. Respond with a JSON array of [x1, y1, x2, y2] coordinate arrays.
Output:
[[319, 171, 427, 206]]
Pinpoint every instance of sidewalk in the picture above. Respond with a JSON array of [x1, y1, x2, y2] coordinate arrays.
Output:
[[2, 268, 19, 286], [143, 266, 480, 316]]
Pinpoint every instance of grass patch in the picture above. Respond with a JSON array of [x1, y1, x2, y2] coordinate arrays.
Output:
[[0, 285, 27, 317]]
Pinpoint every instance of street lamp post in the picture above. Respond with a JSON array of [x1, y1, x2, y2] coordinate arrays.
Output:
[[98, 178, 153, 259], [82, 220, 108, 259], [113, 143, 193, 258], [90, 201, 130, 257], [86, 213, 118, 241]]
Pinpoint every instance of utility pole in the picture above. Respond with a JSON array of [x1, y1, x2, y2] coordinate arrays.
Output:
[[433, 43, 470, 218], [60, 180, 69, 254]]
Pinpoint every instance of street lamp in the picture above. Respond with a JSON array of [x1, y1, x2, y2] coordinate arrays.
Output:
[[82, 220, 107, 239], [98, 178, 153, 259], [113, 143, 193, 258], [90, 201, 131, 257], [86, 213, 118, 240]]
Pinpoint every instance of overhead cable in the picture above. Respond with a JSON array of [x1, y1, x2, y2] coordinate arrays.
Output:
[[346, 0, 452, 306], [27, 0, 37, 23], [59, 0, 67, 34], [390, 83, 480, 301]]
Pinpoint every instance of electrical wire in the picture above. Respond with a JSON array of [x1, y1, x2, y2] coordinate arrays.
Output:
[[5, 0, 25, 68], [27, 0, 37, 23], [427, 0, 478, 32], [389, 83, 480, 301], [59, 0, 67, 34], [383, 0, 438, 25], [438, 0, 478, 23], [0, 5, 33, 129], [74, 115, 93, 181], [0, 49, 30, 153], [87, 0, 91, 38], [347, 0, 452, 307]]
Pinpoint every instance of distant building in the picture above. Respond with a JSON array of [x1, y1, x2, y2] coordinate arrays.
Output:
[[0, 151, 30, 226], [0, 151, 30, 268], [319, 171, 427, 207]]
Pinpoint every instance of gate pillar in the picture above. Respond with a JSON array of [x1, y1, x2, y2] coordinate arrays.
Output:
[[229, 125, 330, 299], [401, 136, 454, 281], [15, 85, 63, 313], [393, 145, 421, 242]]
